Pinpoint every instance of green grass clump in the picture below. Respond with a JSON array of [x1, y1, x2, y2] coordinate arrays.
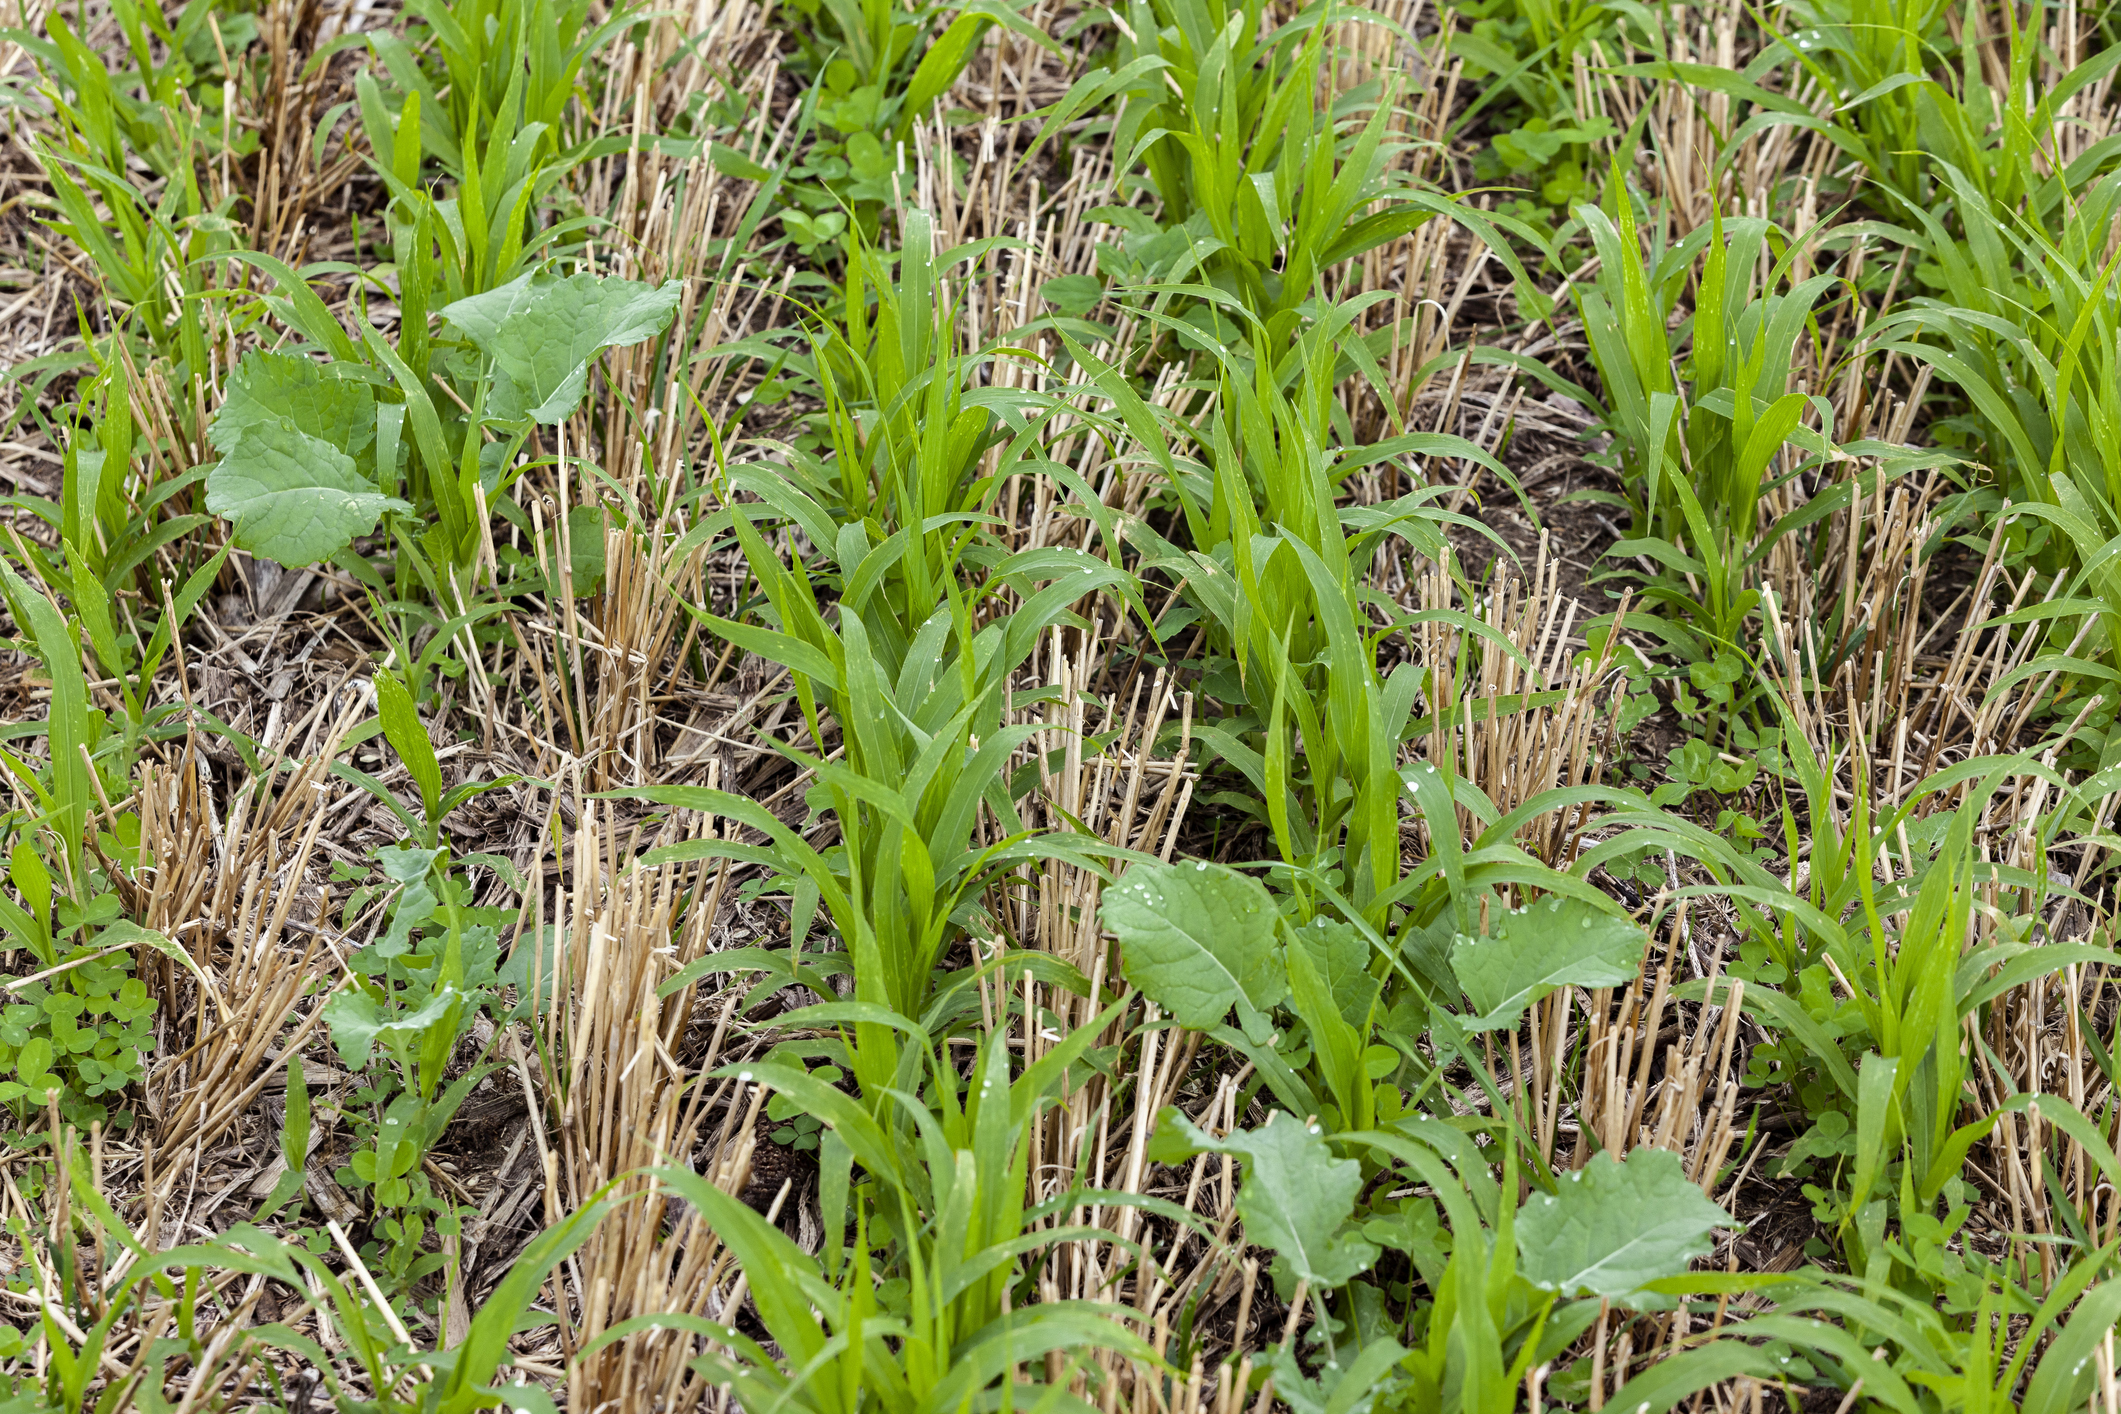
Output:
[[3, 0, 2121, 1408]]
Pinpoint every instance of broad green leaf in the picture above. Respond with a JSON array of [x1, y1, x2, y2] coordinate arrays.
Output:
[[1451, 895, 1646, 1031], [1289, 917, 1380, 1027], [1517, 1148, 1732, 1300], [374, 670, 442, 827], [1153, 1108, 1377, 1286], [1042, 273, 1105, 317], [440, 272, 682, 423], [321, 982, 461, 1068], [1286, 940, 1368, 1129], [210, 351, 375, 461], [499, 926, 562, 1025], [1105, 860, 1286, 1028], [206, 418, 408, 567], [564, 504, 607, 591]]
